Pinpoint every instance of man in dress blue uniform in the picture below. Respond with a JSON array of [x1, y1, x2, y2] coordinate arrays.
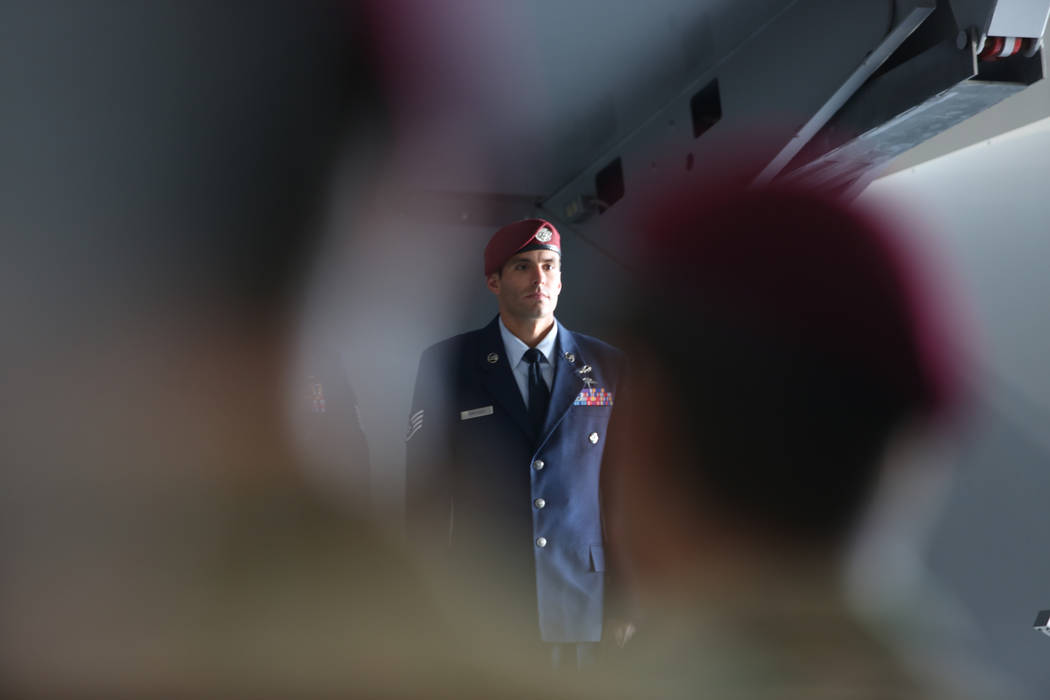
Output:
[[405, 219, 630, 670]]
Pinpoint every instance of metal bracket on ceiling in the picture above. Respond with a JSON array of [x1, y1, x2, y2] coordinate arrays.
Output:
[[538, 0, 937, 233], [752, 0, 936, 185]]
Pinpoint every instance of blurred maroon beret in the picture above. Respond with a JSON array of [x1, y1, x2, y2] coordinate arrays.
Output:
[[635, 183, 970, 422], [484, 219, 561, 276]]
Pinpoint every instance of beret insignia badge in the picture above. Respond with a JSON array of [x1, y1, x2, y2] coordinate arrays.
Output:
[[535, 227, 553, 243]]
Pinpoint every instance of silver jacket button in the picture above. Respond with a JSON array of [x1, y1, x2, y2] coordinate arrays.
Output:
[[534, 498, 546, 509], [533, 459, 545, 470], [536, 537, 548, 548], [588, 432, 599, 444]]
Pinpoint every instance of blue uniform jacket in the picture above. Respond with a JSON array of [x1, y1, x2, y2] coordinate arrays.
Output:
[[406, 316, 625, 643]]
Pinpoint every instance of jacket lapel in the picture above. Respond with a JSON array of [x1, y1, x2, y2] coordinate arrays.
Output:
[[540, 321, 585, 445], [478, 316, 535, 441]]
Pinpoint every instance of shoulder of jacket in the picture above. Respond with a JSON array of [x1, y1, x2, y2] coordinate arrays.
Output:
[[419, 327, 486, 362], [569, 331, 624, 361]]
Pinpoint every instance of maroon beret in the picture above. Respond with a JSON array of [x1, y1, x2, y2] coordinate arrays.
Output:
[[484, 219, 561, 276], [635, 183, 971, 423]]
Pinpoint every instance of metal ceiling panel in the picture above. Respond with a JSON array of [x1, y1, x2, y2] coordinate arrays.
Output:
[[989, 0, 1050, 37]]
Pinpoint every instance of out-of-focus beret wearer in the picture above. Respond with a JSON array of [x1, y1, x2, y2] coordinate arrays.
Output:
[[633, 182, 968, 424], [484, 218, 561, 276], [594, 181, 1001, 700]]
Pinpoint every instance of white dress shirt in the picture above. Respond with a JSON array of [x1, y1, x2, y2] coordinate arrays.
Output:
[[499, 316, 557, 408]]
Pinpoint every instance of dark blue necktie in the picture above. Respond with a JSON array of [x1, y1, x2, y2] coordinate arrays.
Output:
[[523, 348, 550, 435]]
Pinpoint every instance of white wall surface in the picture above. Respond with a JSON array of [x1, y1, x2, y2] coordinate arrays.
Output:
[[860, 117, 1050, 697]]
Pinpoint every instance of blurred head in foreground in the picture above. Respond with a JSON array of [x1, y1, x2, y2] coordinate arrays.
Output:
[[0, 3, 477, 698], [601, 182, 969, 696]]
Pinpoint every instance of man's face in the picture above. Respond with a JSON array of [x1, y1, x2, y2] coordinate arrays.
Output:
[[486, 249, 562, 322]]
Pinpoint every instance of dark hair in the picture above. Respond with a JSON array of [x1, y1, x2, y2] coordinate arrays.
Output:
[[629, 307, 902, 540]]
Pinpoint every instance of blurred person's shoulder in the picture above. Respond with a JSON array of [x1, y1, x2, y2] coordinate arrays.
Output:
[[600, 585, 976, 700]]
